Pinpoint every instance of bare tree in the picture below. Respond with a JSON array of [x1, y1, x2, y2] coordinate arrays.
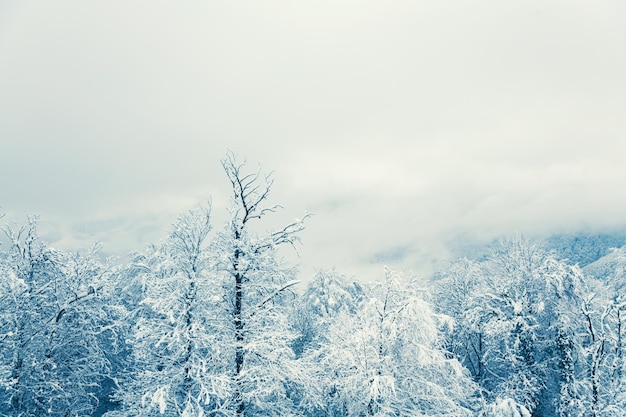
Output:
[[218, 152, 309, 417], [112, 154, 311, 417]]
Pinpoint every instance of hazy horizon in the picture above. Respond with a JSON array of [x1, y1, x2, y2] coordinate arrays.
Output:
[[2, 1, 626, 280]]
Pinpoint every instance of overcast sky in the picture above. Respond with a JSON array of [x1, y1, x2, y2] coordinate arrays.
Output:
[[1, 1, 625, 280]]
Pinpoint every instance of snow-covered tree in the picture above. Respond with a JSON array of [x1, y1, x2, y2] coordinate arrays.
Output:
[[562, 278, 626, 417], [436, 236, 598, 416], [480, 398, 531, 417], [112, 153, 313, 417], [520, 250, 626, 417], [0, 217, 117, 417], [214, 152, 312, 417], [289, 270, 366, 417], [433, 233, 626, 417], [315, 268, 477, 417], [433, 258, 485, 382], [109, 206, 233, 417], [291, 269, 364, 356]]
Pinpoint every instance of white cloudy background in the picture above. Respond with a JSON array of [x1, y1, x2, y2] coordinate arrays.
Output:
[[1, 1, 625, 280]]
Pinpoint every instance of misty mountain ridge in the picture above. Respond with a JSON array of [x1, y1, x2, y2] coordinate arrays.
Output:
[[442, 230, 626, 273]]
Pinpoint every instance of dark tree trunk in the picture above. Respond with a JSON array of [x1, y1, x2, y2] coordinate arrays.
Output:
[[234, 246, 245, 417]]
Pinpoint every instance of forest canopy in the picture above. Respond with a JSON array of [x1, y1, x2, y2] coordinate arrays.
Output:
[[1, 155, 626, 417]]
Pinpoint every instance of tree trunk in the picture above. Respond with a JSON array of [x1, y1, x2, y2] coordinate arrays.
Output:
[[234, 247, 245, 417]]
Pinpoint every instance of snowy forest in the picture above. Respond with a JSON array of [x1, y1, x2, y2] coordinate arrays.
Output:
[[2, 154, 626, 417]]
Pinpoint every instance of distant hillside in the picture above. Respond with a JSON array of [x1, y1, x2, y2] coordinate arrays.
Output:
[[443, 231, 626, 272], [582, 246, 626, 286], [544, 232, 626, 268]]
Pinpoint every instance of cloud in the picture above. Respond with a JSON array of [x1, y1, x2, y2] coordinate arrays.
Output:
[[1, 0, 625, 280]]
